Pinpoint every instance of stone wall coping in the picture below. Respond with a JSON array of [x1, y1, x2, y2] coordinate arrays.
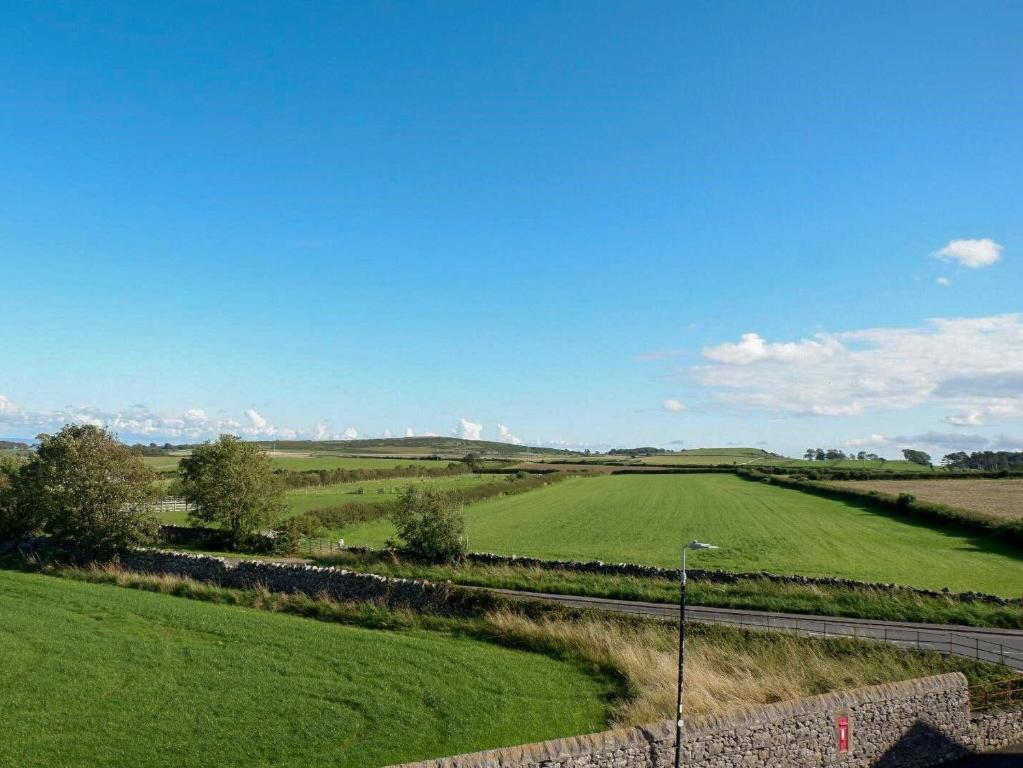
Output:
[[386, 673, 969, 768], [127, 547, 446, 589], [681, 672, 968, 735]]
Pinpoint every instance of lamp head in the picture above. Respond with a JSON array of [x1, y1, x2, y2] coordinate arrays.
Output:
[[685, 540, 718, 551]]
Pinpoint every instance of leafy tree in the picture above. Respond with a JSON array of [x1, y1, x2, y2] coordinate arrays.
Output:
[[0, 452, 41, 542], [180, 435, 284, 547], [388, 485, 466, 563], [9, 425, 158, 557], [803, 449, 815, 461], [902, 449, 932, 466], [814, 448, 826, 461]]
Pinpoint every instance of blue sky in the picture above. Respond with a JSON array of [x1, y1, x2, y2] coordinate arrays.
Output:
[[1, 1, 1021, 456]]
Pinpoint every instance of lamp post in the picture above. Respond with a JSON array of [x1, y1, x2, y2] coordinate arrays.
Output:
[[674, 539, 718, 768]]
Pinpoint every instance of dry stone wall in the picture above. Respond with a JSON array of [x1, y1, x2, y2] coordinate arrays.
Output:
[[388, 674, 1023, 768], [120, 549, 495, 615], [345, 547, 1021, 607]]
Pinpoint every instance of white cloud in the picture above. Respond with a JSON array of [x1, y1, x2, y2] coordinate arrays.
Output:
[[405, 428, 415, 437], [245, 409, 268, 430], [945, 410, 985, 427], [662, 399, 686, 412], [945, 402, 1020, 427], [846, 432, 992, 452], [340, 427, 358, 440], [696, 314, 1023, 420], [936, 277, 951, 287], [383, 429, 392, 439], [703, 333, 842, 366], [497, 423, 522, 444], [454, 418, 483, 441], [932, 238, 1003, 268], [0, 397, 304, 441]]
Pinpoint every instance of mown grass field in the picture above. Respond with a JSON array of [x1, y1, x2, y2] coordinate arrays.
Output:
[[339, 474, 1023, 596], [827, 478, 1023, 522], [0, 568, 612, 768]]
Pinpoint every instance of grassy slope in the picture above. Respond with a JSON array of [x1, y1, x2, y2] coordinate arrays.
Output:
[[340, 474, 1023, 596], [0, 569, 611, 768]]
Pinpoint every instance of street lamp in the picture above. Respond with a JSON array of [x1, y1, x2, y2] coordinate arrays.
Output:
[[674, 540, 718, 768]]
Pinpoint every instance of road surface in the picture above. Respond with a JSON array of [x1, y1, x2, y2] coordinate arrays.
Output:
[[488, 588, 1023, 672]]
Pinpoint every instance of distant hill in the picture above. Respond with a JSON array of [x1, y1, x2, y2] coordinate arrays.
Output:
[[250, 436, 574, 458]]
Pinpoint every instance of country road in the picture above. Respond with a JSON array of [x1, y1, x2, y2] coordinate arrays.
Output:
[[488, 588, 1023, 672]]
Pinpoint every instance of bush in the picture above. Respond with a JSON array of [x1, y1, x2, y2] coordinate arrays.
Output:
[[388, 485, 466, 563], [270, 516, 321, 555], [896, 492, 916, 509], [9, 425, 158, 558]]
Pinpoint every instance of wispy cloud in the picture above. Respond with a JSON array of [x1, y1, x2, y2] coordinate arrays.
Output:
[[662, 398, 686, 412], [936, 276, 951, 287], [932, 238, 1003, 268]]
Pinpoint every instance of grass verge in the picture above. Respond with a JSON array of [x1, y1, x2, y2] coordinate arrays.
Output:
[[312, 550, 1023, 630]]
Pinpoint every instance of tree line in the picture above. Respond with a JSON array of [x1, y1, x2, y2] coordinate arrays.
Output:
[[803, 448, 884, 462], [0, 424, 489, 563], [941, 451, 1023, 471]]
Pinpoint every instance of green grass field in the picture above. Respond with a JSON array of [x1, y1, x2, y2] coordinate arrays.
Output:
[[143, 454, 449, 472], [156, 474, 501, 526], [340, 474, 1023, 596], [281, 475, 495, 517], [0, 568, 611, 768]]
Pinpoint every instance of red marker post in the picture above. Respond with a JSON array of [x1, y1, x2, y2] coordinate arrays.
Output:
[[837, 715, 850, 753]]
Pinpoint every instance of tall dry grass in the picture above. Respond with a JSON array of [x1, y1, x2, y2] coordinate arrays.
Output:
[[482, 609, 997, 726]]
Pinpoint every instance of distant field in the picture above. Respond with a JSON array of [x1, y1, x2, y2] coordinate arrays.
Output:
[[281, 475, 495, 517], [155, 474, 498, 526], [827, 478, 1023, 522], [143, 454, 450, 472], [340, 474, 1023, 596], [533, 448, 930, 472], [270, 455, 449, 471], [751, 458, 931, 472], [141, 456, 184, 471], [0, 569, 609, 768]]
